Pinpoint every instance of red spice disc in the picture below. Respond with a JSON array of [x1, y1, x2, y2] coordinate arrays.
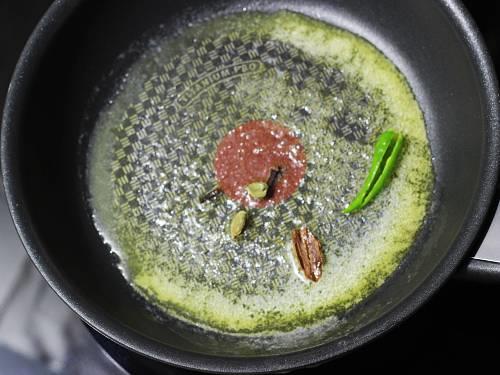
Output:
[[214, 120, 307, 208]]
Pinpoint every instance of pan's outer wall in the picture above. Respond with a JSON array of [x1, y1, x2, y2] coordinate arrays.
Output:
[[1, 0, 499, 373]]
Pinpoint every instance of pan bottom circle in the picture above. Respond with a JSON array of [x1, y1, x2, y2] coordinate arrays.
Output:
[[214, 120, 306, 208]]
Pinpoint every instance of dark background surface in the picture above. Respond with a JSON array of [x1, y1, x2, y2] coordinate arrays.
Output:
[[1, 1, 500, 373]]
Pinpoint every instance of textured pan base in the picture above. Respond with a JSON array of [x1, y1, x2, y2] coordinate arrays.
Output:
[[88, 11, 433, 334]]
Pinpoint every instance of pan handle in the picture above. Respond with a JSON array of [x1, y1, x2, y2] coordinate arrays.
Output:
[[454, 187, 500, 283], [456, 259, 500, 283]]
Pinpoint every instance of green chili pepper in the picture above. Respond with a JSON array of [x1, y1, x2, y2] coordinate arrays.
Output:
[[362, 133, 404, 205], [343, 130, 404, 214]]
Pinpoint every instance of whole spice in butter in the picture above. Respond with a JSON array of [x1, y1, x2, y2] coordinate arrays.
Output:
[[246, 182, 268, 199], [292, 227, 324, 282], [230, 210, 247, 239]]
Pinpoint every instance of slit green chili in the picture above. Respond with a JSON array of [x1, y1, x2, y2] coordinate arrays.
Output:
[[362, 133, 404, 205], [343, 130, 404, 214]]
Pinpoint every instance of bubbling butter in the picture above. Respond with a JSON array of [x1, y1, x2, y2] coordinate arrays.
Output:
[[88, 10, 433, 334]]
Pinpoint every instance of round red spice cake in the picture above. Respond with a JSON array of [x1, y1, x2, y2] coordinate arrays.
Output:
[[214, 120, 307, 207]]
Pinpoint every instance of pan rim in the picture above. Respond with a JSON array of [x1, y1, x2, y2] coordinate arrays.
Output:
[[2, 0, 499, 373]]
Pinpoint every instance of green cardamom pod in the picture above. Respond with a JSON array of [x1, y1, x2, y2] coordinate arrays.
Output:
[[246, 182, 268, 199], [230, 210, 247, 239]]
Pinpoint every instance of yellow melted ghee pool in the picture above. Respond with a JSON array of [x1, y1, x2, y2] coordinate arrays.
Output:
[[88, 10, 433, 334]]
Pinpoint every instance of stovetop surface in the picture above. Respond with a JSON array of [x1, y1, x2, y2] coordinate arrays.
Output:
[[1, 1, 500, 374]]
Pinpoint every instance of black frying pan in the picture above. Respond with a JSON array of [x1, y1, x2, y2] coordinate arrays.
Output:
[[2, 0, 499, 373]]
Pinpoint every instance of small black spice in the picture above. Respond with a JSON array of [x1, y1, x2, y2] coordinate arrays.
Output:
[[199, 187, 223, 203], [265, 167, 283, 199]]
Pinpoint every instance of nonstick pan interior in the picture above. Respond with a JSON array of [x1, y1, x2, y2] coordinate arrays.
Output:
[[2, 0, 499, 372]]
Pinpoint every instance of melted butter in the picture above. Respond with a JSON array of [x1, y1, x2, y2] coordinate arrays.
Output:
[[88, 10, 433, 335]]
